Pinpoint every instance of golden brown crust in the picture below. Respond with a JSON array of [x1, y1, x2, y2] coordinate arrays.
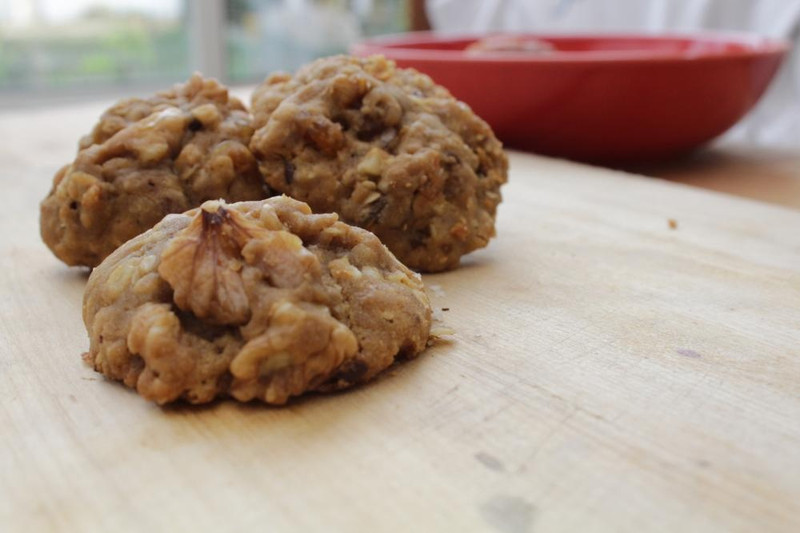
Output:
[[82, 196, 432, 405], [249, 55, 508, 272], [41, 74, 268, 267]]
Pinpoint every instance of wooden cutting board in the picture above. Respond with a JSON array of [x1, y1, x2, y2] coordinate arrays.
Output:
[[1, 102, 799, 532]]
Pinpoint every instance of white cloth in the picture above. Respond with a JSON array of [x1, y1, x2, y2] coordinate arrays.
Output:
[[427, 0, 800, 147]]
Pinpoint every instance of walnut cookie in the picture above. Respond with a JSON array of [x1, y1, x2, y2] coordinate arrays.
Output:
[[41, 74, 267, 268], [250, 55, 508, 273], [82, 196, 432, 405]]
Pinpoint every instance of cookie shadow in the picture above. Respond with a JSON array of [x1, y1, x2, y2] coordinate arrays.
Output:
[[49, 263, 91, 283]]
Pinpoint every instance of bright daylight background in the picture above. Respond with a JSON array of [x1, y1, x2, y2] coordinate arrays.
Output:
[[1, 0, 797, 146], [0, 0, 406, 103]]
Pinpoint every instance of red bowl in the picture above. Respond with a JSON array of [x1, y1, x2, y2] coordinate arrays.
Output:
[[352, 32, 788, 162]]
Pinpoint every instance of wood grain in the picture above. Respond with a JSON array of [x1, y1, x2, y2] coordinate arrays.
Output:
[[625, 142, 800, 210], [1, 102, 799, 533]]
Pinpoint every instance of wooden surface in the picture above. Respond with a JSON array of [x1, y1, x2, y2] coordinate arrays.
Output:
[[2, 102, 800, 533], [626, 142, 800, 210]]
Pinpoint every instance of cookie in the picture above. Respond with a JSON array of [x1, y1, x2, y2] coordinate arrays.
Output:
[[249, 55, 508, 272], [41, 74, 267, 267], [82, 196, 432, 405]]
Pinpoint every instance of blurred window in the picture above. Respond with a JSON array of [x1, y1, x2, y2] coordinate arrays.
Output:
[[226, 0, 407, 82], [0, 0, 407, 104], [0, 0, 190, 98]]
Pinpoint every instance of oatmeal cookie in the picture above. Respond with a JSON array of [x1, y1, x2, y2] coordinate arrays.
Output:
[[249, 55, 508, 272], [41, 74, 267, 267], [82, 196, 432, 405]]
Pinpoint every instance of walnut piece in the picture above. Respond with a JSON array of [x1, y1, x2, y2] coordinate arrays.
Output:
[[158, 201, 260, 326], [82, 196, 432, 405], [249, 55, 508, 273], [40, 74, 268, 268]]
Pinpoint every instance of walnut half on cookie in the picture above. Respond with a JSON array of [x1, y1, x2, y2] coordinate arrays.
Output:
[[82, 196, 432, 405]]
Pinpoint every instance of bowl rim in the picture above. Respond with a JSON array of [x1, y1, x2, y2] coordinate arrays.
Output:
[[351, 31, 790, 64]]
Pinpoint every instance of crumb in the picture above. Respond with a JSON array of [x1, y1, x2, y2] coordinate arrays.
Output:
[[429, 326, 456, 337], [668, 218, 678, 230]]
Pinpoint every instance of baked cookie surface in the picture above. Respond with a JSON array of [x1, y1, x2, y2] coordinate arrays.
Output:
[[250, 55, 508, 272], [41, 74, 267, 267], [82, 196, 432, 405]]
